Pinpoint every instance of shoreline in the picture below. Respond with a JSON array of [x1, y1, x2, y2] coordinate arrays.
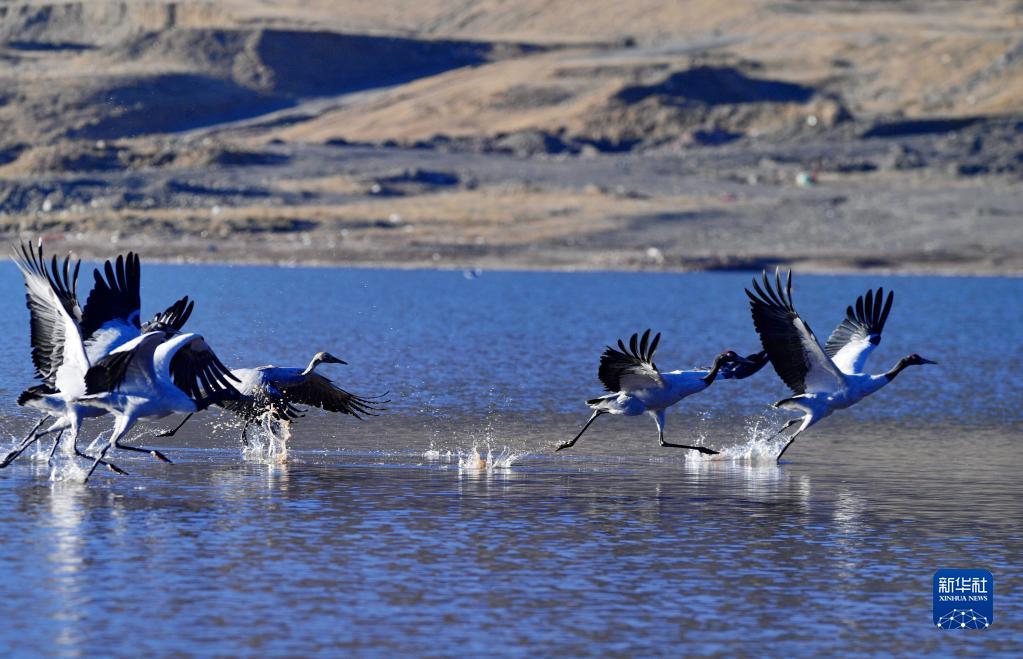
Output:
[[5, 138, 1021, 280], [13, 237, 1021, 278]]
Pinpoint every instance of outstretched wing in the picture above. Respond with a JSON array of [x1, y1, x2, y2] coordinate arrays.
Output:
[[169, 336, 241, 410], [746, 270, 845, 395], [12, 240, 88, 392], [279, 375, 386, 419], [141, 296, 194, 334], [824, 288, 894, 374], [80, 252, 142, 360], [718, 350, 770, 380], [220, 390, 305, 422], [597, 329, 665, 393]]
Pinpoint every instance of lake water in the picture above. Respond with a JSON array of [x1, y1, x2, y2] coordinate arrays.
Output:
[[0, 265, 1020, 655]]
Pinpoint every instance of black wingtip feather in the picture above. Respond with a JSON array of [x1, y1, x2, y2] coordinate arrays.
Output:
[[141, 296, 195, 335], [597, 329, 662, 392], [823, 285, 897, 360], [80, 251, 143, 339]]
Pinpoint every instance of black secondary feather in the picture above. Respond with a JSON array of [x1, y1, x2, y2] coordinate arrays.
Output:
[[220, 394, 306, 423], [597, 328, 661, 392], [79, 252, 141, 339], [84, 350, 135, 395], [746, 269, 819, 395], [824, 288, 894, 357], [278, 376, 386, 419], [17, 383, 58, 407], [169, 341, 241, 410]]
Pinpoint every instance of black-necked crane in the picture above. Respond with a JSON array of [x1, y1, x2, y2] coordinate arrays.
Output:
[[79, 330, 241, 482], [2, 242, 193, 471], [746, 269, 936, 463], [557, 329, 765, 453], [155, 351, 385, 445]]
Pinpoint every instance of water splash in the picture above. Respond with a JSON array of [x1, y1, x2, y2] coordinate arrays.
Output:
[[688, 414, 788, 464], [49, 433, 90, 483], [0, 425, 111, 483], [439, 415, 526, 473], [456, 443, 522, 473], [423, 442, 452, 462], [29, 434, 57, 463], [242, 414, 291, 464]]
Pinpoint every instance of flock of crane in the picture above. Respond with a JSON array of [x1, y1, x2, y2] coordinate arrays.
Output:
[[2, 241, 383, 481], [561, 270, 935, 460], [1, 240, 935, 483]]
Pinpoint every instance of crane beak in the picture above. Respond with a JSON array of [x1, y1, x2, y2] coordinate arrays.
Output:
[[920, 357, 937, 365], [323, 353, 348, 365], [734, 355, 756, 365]]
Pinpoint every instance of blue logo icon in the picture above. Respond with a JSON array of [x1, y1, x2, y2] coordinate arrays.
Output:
[[933, 569, 993, 629]]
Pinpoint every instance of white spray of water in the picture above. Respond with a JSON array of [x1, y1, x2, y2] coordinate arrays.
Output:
[[687, 414, 788, 464], [0, 425, 111, 483], [29, 436, 55, 463], [242, 414, 291, 464], [422, 417, 526, 473], [422, 442, 451, 462], [456, 443, 521, 473], [49, 432, 91, 483]]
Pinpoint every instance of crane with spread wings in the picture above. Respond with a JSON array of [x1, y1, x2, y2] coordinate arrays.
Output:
[[746, 269, 936, 462], [558, 329, 766, 454]]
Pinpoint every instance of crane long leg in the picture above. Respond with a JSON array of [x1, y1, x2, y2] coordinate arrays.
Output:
[[0, 415, 51, 468], [156, 413, 193, 438], [85, 418, 133, 483], [74, 445, 128, 475], [85, 445, 115, 483], [43, 429, 127, 475], [660, 440, 720, 455], [48, 430, 62, 459], [653, 410, 719, 455], [2, 426, 64, 466], [775, 419, 811, 464], [556, 410, 605, 451], [114, 440, 173, 464], [776, 434, 800, 463], [41, 430, 126, 475], [768, 418, 801, 441], [240, 422, 250, 447]]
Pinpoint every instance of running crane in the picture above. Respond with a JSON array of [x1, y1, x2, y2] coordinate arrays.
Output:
[[2, 243, 194, 470], [155, 351, 386, 445], [746, 269, 936, 462], [78, 329, 242, 482], [557, 330, 765, 453]]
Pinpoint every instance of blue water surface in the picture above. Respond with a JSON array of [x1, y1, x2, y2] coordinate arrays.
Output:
[[0, 264, 1019, 656]]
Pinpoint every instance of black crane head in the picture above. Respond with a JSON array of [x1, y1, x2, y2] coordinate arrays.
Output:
[[886, 353, 937, 381], [716, 350, 755, 366], [718, 350, 770, 380], [904, 353, 937, 366]]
